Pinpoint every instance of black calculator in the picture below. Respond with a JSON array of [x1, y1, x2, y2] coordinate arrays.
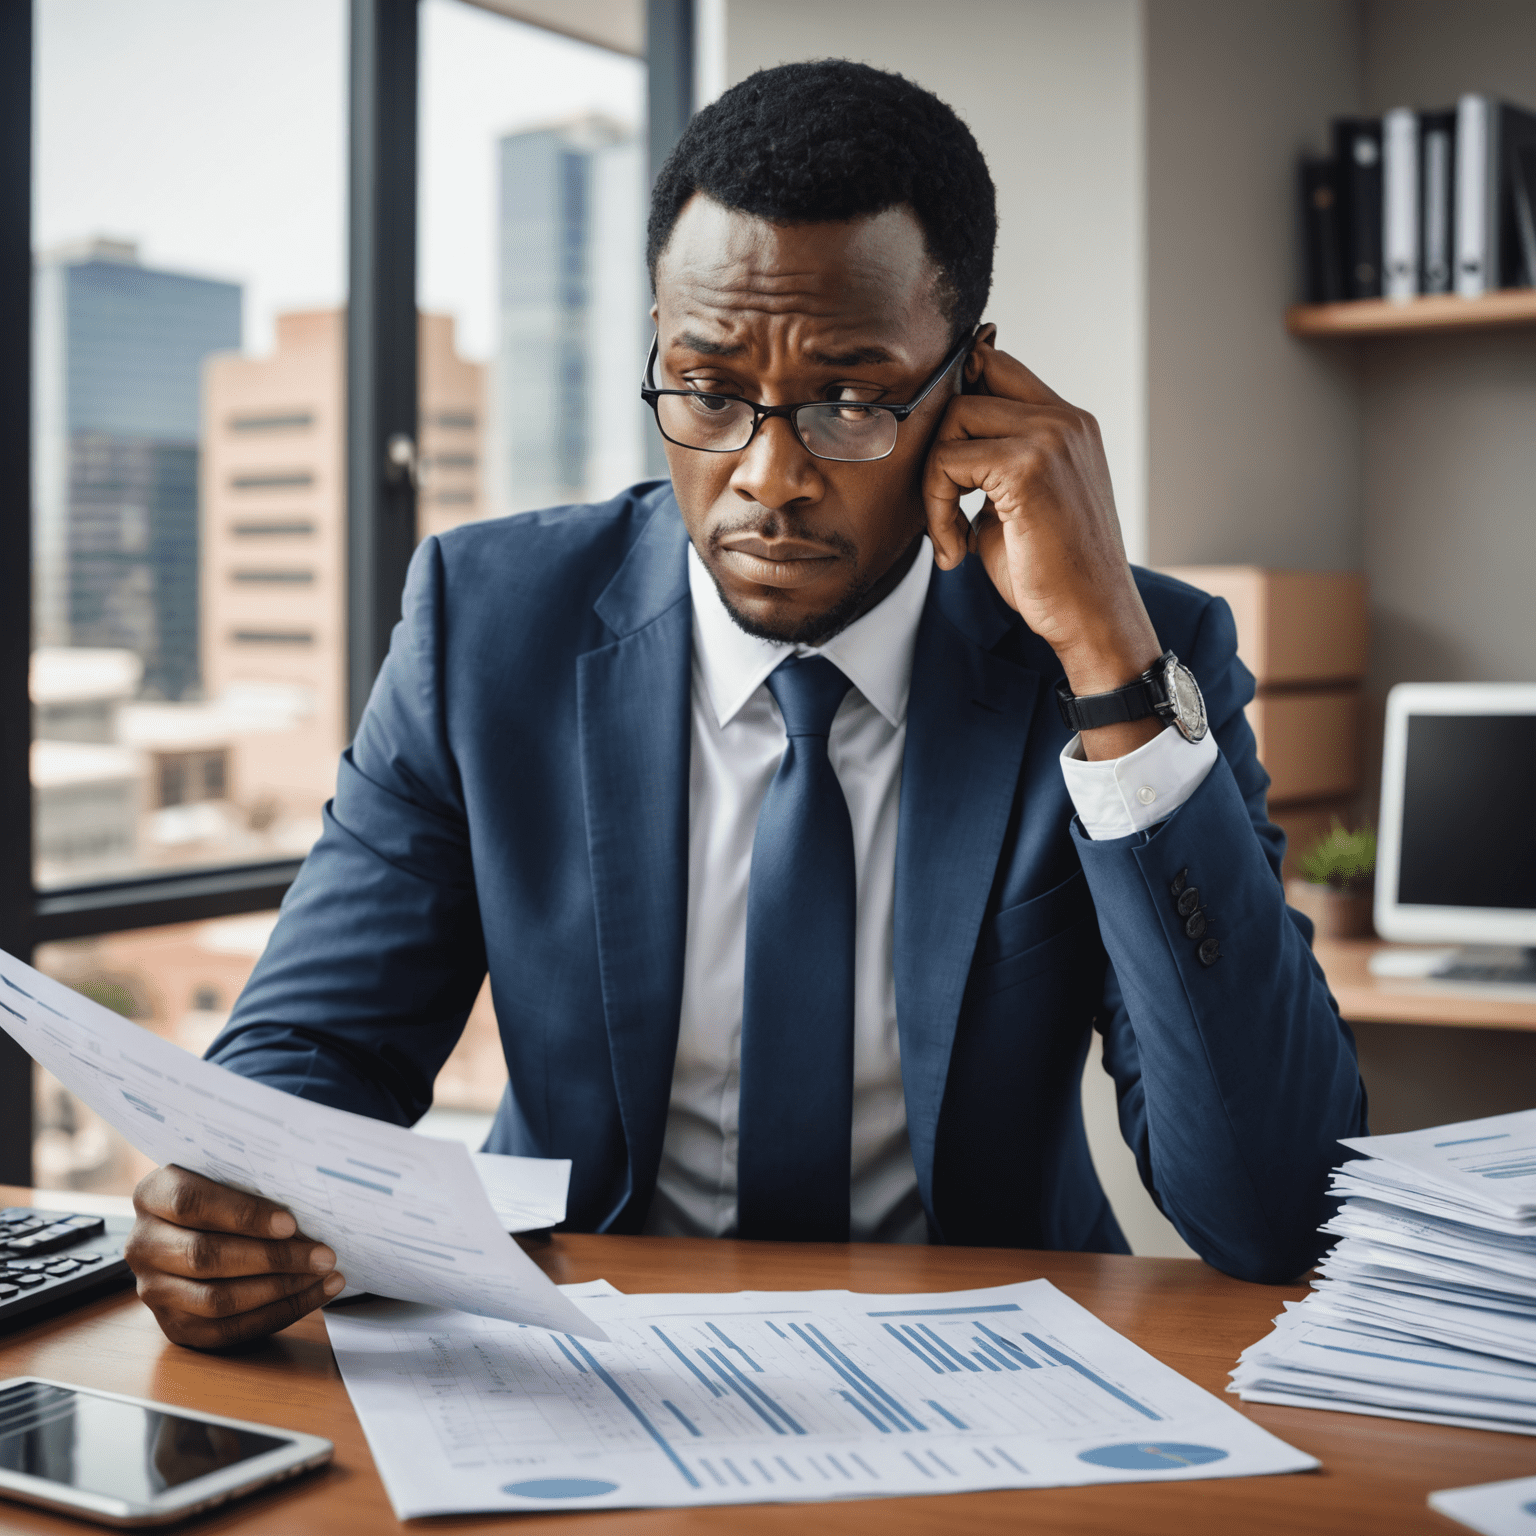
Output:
[[0, 1208, 134, 1330]]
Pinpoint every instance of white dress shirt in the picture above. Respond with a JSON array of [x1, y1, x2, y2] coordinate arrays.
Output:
[[643, 538, 1216, 1242]]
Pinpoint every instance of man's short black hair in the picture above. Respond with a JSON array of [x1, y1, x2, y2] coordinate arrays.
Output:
[[647, 60, 996, 337]]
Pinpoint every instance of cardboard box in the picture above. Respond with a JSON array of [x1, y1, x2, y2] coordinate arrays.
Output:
[[1159, 566, 1368, 687], [1246, 688, 1362, 805]]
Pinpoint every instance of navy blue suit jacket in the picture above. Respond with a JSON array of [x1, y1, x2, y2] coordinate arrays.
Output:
[[209, 482, 1366, 1282]]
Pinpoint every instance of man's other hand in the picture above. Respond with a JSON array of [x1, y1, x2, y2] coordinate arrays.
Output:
[[126, 1165, 344, 1351]]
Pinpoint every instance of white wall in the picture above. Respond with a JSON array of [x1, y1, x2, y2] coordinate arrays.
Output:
[[1360, 0, 1536, 699], [700, 0, 1536, 1258], [1144, 0, 1366, 571], [715, 0, 1149, 561], [713, 0, 1194, 1254], [1143, 0, 1536, 1148]]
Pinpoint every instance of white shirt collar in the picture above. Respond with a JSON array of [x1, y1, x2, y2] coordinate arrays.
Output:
[[688, 537, 934, 730]]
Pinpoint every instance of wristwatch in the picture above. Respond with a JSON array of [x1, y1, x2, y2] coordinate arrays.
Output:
[[1055, 651, 1209, 743]]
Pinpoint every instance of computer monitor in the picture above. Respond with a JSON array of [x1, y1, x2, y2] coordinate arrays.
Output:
[[1374, 682, 1536, 947]]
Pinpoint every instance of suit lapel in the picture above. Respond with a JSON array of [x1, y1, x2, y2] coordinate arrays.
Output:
[[578, 496, 692, 1229], [895, 558, 1040, 1219]]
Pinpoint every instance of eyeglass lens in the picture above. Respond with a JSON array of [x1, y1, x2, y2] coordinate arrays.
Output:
[[653, 393, 900, 462]]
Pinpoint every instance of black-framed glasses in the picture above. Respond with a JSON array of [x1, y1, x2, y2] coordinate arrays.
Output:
[[640, 327, 978, 463]]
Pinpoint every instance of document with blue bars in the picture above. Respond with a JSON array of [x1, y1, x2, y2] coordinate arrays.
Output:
[[324, 1278, 1315, 1515]]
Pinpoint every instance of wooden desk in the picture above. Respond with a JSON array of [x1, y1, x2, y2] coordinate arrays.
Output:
[[1316, 938, 1536, 1031], [0, 1187, 1526, 1535]]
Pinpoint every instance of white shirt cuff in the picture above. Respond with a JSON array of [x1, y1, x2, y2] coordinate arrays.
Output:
[[1059, 724, 1220, 840]]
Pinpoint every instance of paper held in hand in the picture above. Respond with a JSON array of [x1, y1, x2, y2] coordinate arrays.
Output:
[[0, 946, 604, 1341]]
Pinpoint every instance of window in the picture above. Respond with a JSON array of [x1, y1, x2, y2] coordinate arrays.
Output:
[[29, 0, 347, 896], [5, 0, 693, 1185], [229, 411, 315, 433], [232, 520, 316, 537], [230, 630, 315, 645], [229, 471, 316, 490], [417, 0, 647, 543]]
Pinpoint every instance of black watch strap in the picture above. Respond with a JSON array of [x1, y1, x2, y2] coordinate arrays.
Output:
[[1055, 652, 1173, 734]]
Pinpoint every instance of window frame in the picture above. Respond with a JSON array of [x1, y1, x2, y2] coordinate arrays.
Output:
[[0, 0, 693, 1182]]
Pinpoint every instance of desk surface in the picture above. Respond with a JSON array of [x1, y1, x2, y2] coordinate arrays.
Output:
[[1316, 938, 1536, 1031], [0, 1189, 1528, 1534]]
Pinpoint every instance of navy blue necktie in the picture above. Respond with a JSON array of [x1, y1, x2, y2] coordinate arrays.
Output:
[[737, 654, 856, 1242]]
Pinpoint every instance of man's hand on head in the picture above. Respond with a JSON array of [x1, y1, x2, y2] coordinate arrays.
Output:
[[922, 332, 1165, 760], [125, 1165, 344, 1352]]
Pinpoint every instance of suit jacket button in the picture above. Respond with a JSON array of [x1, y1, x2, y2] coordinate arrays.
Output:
[[1185, 910, 1207, 940], [1198, 937, 1221, 966], [1176, 887, 1200, 918], [1170, 869, 1188, 896]]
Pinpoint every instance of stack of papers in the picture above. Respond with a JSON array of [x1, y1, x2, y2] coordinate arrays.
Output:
[[327, 1278, 1316, 1517], [1230, 1109, 1536, 1434]]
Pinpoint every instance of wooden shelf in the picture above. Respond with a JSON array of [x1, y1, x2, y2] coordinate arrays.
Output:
[[1286, 289, 1536, 337]]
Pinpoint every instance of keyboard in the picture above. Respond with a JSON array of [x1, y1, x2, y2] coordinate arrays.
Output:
[[1437, 959, 1536, 986], [0, 1208, 134, 1330]]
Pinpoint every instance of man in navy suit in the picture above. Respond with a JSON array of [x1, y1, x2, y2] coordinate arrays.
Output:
[[126, 61, 1365, 1350]]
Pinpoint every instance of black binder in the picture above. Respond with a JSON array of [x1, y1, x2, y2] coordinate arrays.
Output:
[[1332, 117, 1383, 299], [1494, 104, 1536, 288], [1514, 142, 1536, 287], [1300, 157, 1345, 302]]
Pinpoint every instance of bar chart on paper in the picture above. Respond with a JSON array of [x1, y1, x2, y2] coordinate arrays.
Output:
[[324, 1280, 1315, 1516]]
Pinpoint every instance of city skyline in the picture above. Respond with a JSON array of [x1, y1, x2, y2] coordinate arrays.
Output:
[[33, 239, 242, 702], [28, 0, 650, 1195], [32, 291, 491, 890], [36, 0, 644, 359]]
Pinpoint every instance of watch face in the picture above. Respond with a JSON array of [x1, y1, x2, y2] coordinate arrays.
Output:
[[1165, 658, 1209, 742]]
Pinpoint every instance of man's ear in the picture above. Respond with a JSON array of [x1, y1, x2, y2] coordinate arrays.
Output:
[[964, 323, 998, 388], [649, 302, 659, 325]]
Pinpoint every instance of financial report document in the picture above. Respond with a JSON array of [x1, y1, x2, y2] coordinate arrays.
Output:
[[1343, 1110, 1536, 1221], [471, 1152, 569, 1233], [0, 947, 600, 1340], [325, 1279, 1315, 1516]]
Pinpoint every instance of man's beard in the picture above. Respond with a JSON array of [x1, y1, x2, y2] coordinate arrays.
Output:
[[703, 524, 877, 647]]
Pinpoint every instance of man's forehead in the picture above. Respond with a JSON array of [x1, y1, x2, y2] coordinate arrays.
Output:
[[655, 194, 944, 341]]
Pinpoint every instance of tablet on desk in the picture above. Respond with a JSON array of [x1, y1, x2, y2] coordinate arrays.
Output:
[[0, 1377, 332, 1527]]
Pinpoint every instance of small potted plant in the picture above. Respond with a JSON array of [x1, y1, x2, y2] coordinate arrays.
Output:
[[1286, 820, 1376, 940]]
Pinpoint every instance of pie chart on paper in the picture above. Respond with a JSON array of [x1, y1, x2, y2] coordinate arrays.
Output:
[[1078, 1442, 1229, 1471], [503, 1479, 620, 1499]]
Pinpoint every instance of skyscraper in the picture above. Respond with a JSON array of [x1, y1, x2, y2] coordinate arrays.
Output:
[[33, 239, 242, 701], [496, 117, 647, 513]]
